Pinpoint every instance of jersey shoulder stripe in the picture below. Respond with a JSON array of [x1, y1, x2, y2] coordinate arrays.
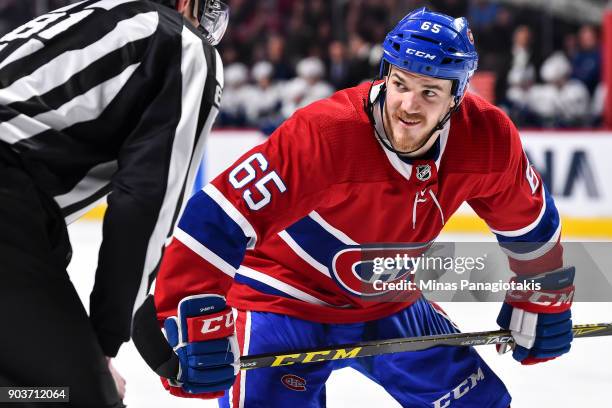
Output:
[[178, 189, 250, 269]]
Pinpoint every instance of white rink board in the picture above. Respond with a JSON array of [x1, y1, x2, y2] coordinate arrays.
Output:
[[203, 130, 266, 185], [520, 131, 612, 217], [67, 222, 612, 408], [203, 130, 612, 218]]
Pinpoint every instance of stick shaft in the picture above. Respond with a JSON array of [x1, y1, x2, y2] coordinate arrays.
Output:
[[239, 322, 612, 370]]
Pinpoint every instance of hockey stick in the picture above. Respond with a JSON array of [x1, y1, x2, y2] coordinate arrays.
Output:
[[133, 296, 612, 375], [133, 296, 180, 378], [238, 322, 612, 370]]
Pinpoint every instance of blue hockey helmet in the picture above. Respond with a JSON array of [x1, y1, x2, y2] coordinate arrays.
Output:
[[379, 8, 478, 103]]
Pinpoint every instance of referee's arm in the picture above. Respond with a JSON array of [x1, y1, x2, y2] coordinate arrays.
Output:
[[90, 25, 221, 358]]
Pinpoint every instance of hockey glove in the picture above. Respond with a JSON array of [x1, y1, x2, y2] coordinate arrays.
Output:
[[162, 294, 239, 399], [497, 267, 574, 365]]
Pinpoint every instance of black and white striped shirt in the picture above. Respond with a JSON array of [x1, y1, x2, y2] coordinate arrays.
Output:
[[0, 0, 223, 357]]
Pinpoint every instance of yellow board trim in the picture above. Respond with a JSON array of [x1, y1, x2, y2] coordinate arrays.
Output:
[[82, 205, 612, 238], [82, 204, 107, 220], [443, 215, 612, 238]]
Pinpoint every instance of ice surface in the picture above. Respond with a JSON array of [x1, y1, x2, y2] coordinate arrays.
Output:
[[67, 221, 611, 407]]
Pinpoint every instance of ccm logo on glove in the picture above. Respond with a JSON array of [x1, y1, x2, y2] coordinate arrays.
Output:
[[187, 310, 234, 342], [507, 288, 574, 305], [505, 273, 575, 314]]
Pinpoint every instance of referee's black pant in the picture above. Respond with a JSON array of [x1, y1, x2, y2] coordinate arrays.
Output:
[[0, 151, 123, 407]]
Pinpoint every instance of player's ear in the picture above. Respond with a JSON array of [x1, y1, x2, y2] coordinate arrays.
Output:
[[176, 0, 199, 26], [175, 0, 192, 13], [384, 66, 393, 86], [450, 92, 466, 109], [175, 0, 187, 11]]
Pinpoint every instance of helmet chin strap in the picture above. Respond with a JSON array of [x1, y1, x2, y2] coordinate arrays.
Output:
[[365, 79, 459, 157]]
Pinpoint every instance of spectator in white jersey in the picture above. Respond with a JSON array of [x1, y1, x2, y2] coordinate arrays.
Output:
[[528, 51, 590, 127], [218, 62, 249, 127], [243, 61, 283, 129], [281, 56, 334, 119], [0, 0, 228, 406]]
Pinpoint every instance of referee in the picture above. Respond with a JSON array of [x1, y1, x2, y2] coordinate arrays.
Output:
[[0, 0, 227, 406]]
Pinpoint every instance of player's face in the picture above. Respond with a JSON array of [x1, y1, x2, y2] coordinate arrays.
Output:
[[383, 66, 455, 154]]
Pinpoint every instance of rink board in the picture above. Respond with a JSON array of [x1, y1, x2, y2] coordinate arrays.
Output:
[[84, 129, 612, 238]]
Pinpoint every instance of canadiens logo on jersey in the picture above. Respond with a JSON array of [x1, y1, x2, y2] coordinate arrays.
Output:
[[281, 374, 307, 391], [330, 245, 428, 298]]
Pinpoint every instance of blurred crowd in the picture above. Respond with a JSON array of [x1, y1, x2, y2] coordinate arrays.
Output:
[[1, 0, 606, 131], [500, 24, 604, 128], [218, 0, 605, 131]]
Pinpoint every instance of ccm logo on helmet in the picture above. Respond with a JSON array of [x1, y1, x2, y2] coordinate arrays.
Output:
[[432, 367, 485, 408], [405, 48, 436, 61]]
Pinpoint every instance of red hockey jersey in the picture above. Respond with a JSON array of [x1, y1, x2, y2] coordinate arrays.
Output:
[[155, 82, 561, 323]]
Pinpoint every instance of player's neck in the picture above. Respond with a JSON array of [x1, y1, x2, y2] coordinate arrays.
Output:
[[397, 132, 440, 158]]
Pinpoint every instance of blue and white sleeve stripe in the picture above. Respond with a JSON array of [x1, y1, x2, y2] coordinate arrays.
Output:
[[491, 185, 561, 261], [177, 186, 255, 270]]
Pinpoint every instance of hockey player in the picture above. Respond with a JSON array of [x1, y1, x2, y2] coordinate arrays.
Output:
[[0, 0, 227, 406], [154, 8, 573, 407]]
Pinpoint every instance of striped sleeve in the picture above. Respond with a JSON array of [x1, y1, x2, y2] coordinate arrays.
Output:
[[0, 1, 157, 137], [91, 29, 222, 356], [0, 1, 224, 356], [468, 119, 563, 275], [0, 1, 163, 226]]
